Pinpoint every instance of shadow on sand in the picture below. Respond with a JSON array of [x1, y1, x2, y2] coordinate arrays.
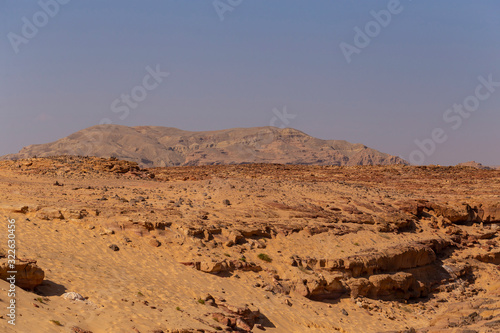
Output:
[[35, 280, 67, 296]]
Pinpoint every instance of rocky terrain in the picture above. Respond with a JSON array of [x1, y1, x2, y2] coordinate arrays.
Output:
[[456, 162, 495, 170], [0, 125, 407, 167], [0, 156, 499, 332]]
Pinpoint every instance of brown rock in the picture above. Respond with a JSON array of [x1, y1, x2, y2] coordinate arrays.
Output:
[[36, 208, 65, 220], [368, 272, 415, 299], [0, 258, 45, 290], [347, 278, 371, 298], [149, 239, 161, 247], [474, 251, 500, 265], [71, 326, 93, 333]]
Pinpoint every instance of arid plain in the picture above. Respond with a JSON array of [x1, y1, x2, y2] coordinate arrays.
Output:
[[1, 156, 499, 332]]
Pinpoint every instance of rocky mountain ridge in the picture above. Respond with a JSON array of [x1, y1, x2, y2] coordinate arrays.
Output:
[[1, 125, 408, 167]]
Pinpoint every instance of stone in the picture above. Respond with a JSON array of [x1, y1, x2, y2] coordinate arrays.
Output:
[[474, 251, 500, 265], [36, 208, 65, 220], [62, 292, 86, 301], [0, 258, 44, 290], [71, 327, 93, 333], [149, 239, 161, 247]]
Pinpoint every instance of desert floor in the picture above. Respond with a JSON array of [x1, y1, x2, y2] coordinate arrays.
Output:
[[0, 157, 499, 333]]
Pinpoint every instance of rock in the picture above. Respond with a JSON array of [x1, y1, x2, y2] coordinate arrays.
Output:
[[36, 208, 65, 220], [0, 258, 44, 290], [292, 273, 346, 300], [100, 229, 115, 236], [346, 271, 429, 300], [12, 205, 29, 214], [65, 209, 88, 219], [149, 239, 161, 247], [477, 231, 497, 239], [478, 203, 500, 222], [222, 199, 231, 206], [474, 251, 500, 265], [222, 229, 244, 247], [368, 272, 415, 299], [334, 241, 440, 277], [212, 302, 261, 331], [109, 244, 120, 251], [229, 260, 262, 272], [203, 293, 216, 307], [199, 260, 229, 274], [347, 278, 371, 298], [62, 292, 85, 301], [71, 327, 93, 333], [194, 259, 262, 274]]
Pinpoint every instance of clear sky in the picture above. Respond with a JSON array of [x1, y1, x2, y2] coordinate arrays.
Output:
[[1, 1, 499, 165]]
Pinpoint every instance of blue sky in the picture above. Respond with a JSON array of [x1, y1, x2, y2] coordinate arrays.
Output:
[[1, 0, 499, 165]]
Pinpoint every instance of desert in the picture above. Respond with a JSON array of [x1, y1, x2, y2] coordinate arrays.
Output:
[[3, 2, 499, 332], [0, 155, 499, 332]]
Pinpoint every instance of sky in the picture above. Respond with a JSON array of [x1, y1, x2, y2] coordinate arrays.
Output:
[[1, 0, 499, 166]]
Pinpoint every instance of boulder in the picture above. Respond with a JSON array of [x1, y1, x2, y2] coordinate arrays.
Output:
[[474, 251, 500, 265], [199, 260, 230, 274], [0, 258, 44, 290], [478, 203, 500, 222]]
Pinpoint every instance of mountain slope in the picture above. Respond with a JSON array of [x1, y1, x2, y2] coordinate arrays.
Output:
[[1, 125, 407, 167]]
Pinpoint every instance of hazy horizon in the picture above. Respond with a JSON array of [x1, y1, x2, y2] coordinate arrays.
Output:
[[2, 1, 499, 166]]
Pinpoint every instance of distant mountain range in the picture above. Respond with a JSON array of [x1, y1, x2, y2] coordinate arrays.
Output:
[[1, 125, 408, 167]]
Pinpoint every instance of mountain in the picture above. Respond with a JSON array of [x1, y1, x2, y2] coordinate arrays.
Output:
[[1, 125, 408, 167], [456, 161, 493, 170]]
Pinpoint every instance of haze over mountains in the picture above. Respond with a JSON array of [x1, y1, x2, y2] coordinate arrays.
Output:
[[1, 125, 407, 167]]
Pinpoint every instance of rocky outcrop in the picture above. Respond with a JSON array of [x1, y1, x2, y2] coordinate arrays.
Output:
[[291, 239, 449, 277], [212, 303, 261, 332], [474, 250, 500, 265], [347, 272, 428, 300], [0, 258, 45, 290], [184, 259, 262, 275], [36, 207, 65, 220], [292, 273, 346, 300], [289, 238, 460, 301], [477, 203, 500, 222], [397, 200, 500, 224]]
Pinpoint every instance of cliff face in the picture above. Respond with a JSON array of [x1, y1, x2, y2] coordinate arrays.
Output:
[[1, 125, 408, 167]]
